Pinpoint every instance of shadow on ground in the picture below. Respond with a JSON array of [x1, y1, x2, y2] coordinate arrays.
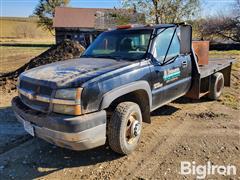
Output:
[[0, 106, 16, 122], [173, 96, 212, 104], [151, 96, 211, 116], [151, 105, 180, 116], [3, 140, 121, 179], [0, 106, 30, 154]]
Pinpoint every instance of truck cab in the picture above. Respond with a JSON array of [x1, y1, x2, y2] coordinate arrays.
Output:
[[12, 24, 233, 154]]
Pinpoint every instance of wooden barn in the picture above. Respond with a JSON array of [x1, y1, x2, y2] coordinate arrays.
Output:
[[53, 7, 145, 47]]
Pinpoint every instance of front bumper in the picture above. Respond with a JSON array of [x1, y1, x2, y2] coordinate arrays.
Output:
[[12, 97, 107, 151]]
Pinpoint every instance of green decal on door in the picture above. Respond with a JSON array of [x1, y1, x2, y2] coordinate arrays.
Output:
[[163, 68, 180, 82]]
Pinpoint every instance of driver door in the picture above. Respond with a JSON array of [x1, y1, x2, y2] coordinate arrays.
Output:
[[150, 27, 191, 110]]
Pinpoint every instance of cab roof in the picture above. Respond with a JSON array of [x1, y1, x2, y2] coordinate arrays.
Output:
[[108, 23, 185, 32]]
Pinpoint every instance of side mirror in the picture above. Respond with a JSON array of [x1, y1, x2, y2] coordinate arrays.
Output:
[[180, 25, 192, 54]]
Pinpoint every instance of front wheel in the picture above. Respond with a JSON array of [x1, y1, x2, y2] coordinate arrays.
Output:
[[108, 102, 142, 155]]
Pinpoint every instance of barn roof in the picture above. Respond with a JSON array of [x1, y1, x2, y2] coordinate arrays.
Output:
[[53, 7, 110, 28]]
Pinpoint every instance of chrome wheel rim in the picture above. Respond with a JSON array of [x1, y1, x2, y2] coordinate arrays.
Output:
[[125, 112, 141, 144]]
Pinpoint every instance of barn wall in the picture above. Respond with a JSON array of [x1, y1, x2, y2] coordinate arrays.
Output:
[[55, 28, 103, 47]]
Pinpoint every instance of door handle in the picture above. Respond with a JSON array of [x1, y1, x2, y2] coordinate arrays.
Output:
[[155, 70, 160, 74], [182, 61, 187, 67]]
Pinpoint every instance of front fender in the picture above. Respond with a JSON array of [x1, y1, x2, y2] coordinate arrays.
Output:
[[99, 81, 152, 110]]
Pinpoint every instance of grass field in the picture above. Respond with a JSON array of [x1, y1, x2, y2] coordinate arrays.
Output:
[[0, 17, 54, 44], [209, 50, 240, 57], [0, 46, 50, 73], [0, 17, 55, 73], [209, 50, 240, 109], [0, 38, 54, 45]]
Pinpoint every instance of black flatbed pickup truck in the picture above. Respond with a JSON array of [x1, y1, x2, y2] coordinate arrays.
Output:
[[12, 24, 234, 154]]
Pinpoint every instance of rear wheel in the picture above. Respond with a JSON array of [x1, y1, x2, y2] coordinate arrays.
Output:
[[108, 102, 142, 155], [208, 72, 224, 100]]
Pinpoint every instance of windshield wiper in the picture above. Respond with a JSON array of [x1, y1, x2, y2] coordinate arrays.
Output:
[[81, 54, 118, 60], [81, 54, 93, 58], [93, 55, 136, 61], [92, 55, 122, 60], [82, 54, 135, 61]]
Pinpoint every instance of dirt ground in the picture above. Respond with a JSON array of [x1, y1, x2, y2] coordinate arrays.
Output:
[[0, 52, 239, 180]]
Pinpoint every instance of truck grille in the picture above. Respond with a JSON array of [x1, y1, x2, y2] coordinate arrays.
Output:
[[19, 80, 53, 113], [20, 80, 52, 96], [20, 94, 50, 112]]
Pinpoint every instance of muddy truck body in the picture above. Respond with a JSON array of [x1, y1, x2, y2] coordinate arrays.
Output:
[[12, 24, 234, 154]]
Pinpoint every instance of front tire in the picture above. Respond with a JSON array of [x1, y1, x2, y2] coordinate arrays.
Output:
[[108, 102, 142, 155]]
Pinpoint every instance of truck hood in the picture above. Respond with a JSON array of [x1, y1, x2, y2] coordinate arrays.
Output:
[[20, 58, 134, 88]]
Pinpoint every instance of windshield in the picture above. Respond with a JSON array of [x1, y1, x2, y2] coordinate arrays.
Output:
[[83, 29, 153, 61]]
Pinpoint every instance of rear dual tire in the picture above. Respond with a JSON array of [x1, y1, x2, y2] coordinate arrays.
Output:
[[208, 72, 224, 100]]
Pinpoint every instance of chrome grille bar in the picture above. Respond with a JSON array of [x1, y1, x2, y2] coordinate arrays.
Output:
[[18, 88, 80, 105]]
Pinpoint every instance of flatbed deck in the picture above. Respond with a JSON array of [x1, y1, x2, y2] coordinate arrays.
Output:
[[186, 57, 234, 99], [199, 58, 234, 78]]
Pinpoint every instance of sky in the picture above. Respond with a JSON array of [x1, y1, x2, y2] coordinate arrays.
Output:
[[0, 0, 236, 17]]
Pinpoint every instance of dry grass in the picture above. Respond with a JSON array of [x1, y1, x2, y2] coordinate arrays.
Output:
[[0, 17, 54, 73], [209, 50, 240, 57], [0, 38, 54, 45], [209, 50, 240, 110], [0, 17, 53, 41], [0, 46, 50, 73]]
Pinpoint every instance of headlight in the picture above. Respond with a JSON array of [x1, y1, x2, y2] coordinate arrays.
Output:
[[53, 88, 82, 115], [53, 104, 81, 115], [55, 88, 78, 100]]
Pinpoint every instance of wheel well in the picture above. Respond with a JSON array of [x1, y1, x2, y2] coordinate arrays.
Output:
[[106, 90, 151, 123]]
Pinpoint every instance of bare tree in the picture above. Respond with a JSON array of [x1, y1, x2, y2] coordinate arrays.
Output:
[[121, 0, 200, 24], [233, 0, 240, 16], [196, 0, 240, 43], [95, 9, 145, 29]]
